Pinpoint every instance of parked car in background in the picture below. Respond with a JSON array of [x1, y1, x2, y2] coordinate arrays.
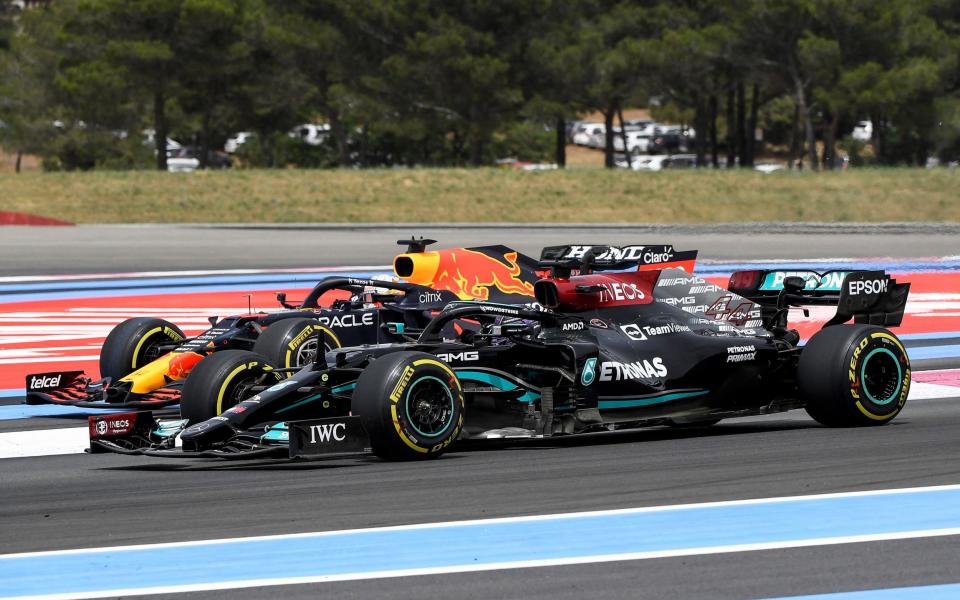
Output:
[[622, 154, 697, 171], [572, 123, 604, 146], [851, 120, 873, 142], [225, 132, 254, 154], [588, 127, 614, 149], [754, 162, 786, 174], [622, 118, 654, 130], [289, 123, 331, 146], [648, 132, 690, 154], [142, 129, 183, 158], [661, 154, 697, 169], [613, 131, 654, 155], [167, 146, 233, 172]]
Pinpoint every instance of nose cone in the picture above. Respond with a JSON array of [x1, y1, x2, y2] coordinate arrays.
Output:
[[394, 252, 440, 285]]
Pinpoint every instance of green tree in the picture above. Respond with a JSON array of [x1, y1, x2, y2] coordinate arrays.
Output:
[[0, 3, 62, 172], [176, 0, 251, 167]]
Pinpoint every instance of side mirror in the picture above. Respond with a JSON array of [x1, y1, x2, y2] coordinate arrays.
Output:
[[276, 292, 297, 309], [783, 276, 806, 294]]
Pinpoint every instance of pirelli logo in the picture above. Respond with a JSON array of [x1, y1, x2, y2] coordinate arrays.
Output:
[[390, 366, 415, 403], [288, 327, 318, 351]]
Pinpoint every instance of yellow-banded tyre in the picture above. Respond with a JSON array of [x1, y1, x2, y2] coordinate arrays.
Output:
[[799, 324, 910, 427], [179, 350, 283, 424], [100, 317, 185, 380], [252, 318, 340, 371], [352, 352, 464, 461]]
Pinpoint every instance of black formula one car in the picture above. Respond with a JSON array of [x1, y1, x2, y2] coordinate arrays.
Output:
[[27, 240, 542, 412], [88, 244, 911, 461]]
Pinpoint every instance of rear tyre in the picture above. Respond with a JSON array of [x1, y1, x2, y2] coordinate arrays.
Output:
[[100, 318, 185, 380], [179, 350, 282, 423], [352, 352, 464, 461], [799, 324, 910, 427], [252, 318, 339, 370]]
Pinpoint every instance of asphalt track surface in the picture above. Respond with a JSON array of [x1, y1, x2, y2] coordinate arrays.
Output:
[[2, 222, 959, 274], [2, 224, 959, 599], [3, 401, 960, 599]]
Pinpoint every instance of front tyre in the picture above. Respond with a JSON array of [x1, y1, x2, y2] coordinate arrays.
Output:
[[352, 352, 464, 461], [799, 324, 910, 427], [100, 317, 185, 380], [252, 318, 340, 370], [179, 350, 283, 423]]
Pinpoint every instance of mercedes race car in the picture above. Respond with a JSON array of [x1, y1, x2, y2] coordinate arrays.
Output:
[[88, 244, 911, 461], [26, 240, 545, 412]]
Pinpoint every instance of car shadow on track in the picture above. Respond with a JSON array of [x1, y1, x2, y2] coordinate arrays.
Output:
[[457, 419, 823, 453], [93, 455, 400, 472], [92, 419, 824, 471]]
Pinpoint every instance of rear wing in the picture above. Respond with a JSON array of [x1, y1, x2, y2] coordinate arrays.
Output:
[[728, 269, 910, 327], [539, 245, 698, 277]]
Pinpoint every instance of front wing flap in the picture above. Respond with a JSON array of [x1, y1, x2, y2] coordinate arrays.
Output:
[[26, 370, 182, 409], [88, 413, 372, 461]]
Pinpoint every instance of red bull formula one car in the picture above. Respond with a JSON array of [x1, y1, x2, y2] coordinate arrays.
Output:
[[25, 240, 544, 413], [87, 244, 910, 461]]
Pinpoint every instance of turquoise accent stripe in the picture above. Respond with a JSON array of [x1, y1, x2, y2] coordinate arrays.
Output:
[[455, 370, 520, 389], [455, 370, 540, 404], [860, 347, 901, 406], [261, 423, 289, 442], [276, 393, 325, 414], [276, 382, 355, 415], [599, 390, 709, 410], [517, 391, 541, 403]]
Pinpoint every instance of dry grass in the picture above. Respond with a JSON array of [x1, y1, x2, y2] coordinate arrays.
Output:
[[0, 151, 41, 173], [1, 167, 958, 224]]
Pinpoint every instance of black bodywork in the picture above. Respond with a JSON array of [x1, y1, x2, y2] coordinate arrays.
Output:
[[28, 240, 549, 410], [88, 245, 911, 459], [27, 277, 465, 409]]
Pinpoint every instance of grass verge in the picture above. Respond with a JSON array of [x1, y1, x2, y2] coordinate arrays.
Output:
[[1, 167, 958, 224]]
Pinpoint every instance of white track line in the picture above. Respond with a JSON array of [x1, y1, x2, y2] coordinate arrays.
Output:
[[0, 427, 90, 458], [8, 482, 960, 559], [8, 529, 960, 600]]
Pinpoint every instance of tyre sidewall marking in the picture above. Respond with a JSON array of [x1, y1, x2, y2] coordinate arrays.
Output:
[[163, 326, 185, 342]]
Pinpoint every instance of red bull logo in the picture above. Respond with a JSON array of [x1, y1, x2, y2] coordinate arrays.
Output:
[[167, 352, 204, 380], [395, 248, 535, 301]]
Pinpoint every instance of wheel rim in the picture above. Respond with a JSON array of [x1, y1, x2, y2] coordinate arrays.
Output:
[[225, 375, 260, 410], [294, 337, 319, 366], [139, 336, 165, 367], [404, 376, 454, 438], [860, 347, 902, 406]]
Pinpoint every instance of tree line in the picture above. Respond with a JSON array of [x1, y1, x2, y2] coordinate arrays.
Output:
[[1, 0, 959, 171]]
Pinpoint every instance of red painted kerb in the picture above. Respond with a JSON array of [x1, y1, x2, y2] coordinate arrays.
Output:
[[0, 211, 74, 226]]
